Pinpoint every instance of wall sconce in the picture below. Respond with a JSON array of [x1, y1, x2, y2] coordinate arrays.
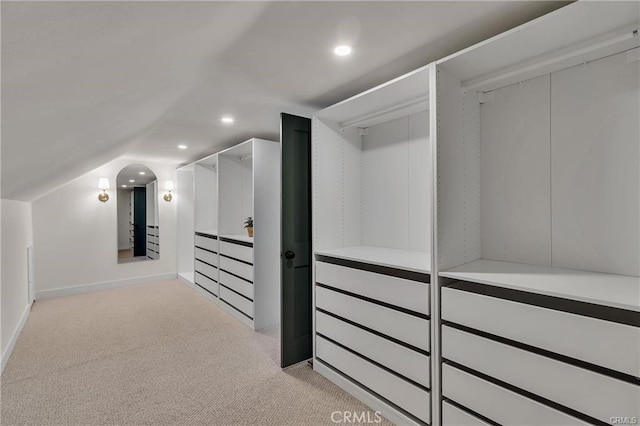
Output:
[[98, 178, 110, 202], [164, 180, 174, 202]]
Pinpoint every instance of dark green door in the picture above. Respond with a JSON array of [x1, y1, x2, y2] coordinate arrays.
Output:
[[281, 113, 312, 368], [133, 187, 147, 257]]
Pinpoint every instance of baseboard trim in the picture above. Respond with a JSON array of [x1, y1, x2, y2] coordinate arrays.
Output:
[[1, 302, 32, 373], [35, 273, 178, 300], [313, 359, 424, 426], [178, 272, 194, 285]]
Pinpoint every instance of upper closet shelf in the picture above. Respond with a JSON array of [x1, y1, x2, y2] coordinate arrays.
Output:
[[315, 245, 430, 274], [315, 65, 430, 129], [220, 234, 253, 244], [440, 259, 640, 312], [196, 229, 218, 237]]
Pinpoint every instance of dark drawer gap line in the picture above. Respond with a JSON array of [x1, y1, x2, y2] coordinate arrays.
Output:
[[195, 246, 218, 255], [195, 271, 218, 284], [445, 281, 640, 327], [316, 283, 429, 320], [317, 308, 430, 356], [220, 269, 253, 284], [220, 237, 253, 247], [219, 283, 253, 302], [442, 396, 501, 426], [220, 298, 253, 320], [220, 253, 253, 266], [195, 259, 218, 269], [316, 255, 430, 283], [195, 232, 218, 240], [315, 358, 430, 426], [195, 282, 219, 299], [443, 322, 640, 385], [317, 333, 430, 393], [442, 359, 609, 426]]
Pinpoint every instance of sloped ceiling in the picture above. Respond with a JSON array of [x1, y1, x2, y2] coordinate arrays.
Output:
[[1, 1, 569, 201]]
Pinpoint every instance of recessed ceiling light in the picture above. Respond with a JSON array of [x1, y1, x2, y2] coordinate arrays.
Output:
[[334, 45, 352, 56], [129, 180, 135, 183], [139, 171, 146, 175], [178, 144, 188, 149], [122, 185, 127, 188], [221, 116, 234, 124]]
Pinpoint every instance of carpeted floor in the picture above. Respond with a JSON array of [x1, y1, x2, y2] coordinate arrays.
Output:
[[1, 280, 392, 425]]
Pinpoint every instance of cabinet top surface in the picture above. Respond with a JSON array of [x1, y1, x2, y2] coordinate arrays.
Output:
[[440, 259, 640, 312], [315, 245, 430, 274], [220, 234, 254, 244], [196, 229, 218, 237]]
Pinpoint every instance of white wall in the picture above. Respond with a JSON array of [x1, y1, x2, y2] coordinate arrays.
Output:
[[117, 188, 132, 250], [32, 158, 178, 297], [1, 199, 33, 369]]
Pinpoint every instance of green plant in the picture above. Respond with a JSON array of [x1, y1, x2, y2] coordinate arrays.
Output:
[[244, 217, 253, 228]]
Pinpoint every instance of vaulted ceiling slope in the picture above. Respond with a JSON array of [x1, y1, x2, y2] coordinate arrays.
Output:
[[1, 1, 568, 202]]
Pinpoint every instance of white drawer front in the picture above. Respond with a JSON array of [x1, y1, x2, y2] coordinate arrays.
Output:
[[442, 401, 490, 426], [220, 241, 253, 264], [316, 311, 430, 387], [195, 260, 217, 281], [195, 272, 218, 296], [316, 336, 430, 423], [442, 286, 640, 377], [443, 364, 588, 425], [195, 248, 218, 267], [220, 270, 253, 300], [315, 261, 429, 315], [195, 235, 218, 252], [220, 256, 253, 282], [442, 326, 640, 423], [316, 286, 429, 351], [220, 286, 253, 319]]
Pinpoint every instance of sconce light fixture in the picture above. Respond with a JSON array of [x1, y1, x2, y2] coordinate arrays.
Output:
[[164, 180, 174, 202], [98, 178, 110, 202]]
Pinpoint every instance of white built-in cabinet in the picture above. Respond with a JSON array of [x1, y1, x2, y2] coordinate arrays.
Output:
[[180, 139, 280, 331], [310, 2, 639, 426], [176, 164, 195, 283], [434, 2, 639, 426], [312, 66, 433, 425], [146, 180, 159, 260]]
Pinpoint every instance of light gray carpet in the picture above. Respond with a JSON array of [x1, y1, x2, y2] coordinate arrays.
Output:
[[1, 280, 392, 425]]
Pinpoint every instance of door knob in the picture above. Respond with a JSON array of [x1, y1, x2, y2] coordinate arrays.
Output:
[[285, 250, 296, 260]]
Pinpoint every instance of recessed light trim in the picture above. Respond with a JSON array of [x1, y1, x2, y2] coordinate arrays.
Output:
[[178, 144, 187, 150], [139, 171, 146, 175], [129, 180, 135, 183], [221, 116, 234, 124], [334, 45, 352, 56], [122, 185, 127, 188]]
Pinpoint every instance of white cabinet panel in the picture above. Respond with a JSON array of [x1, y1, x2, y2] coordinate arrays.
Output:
[[316, 286, 429, 351], [442, 326, 640, 424], [195, 235, 218, 252], [220, 270, 253, 300], [195, 247, 217, 267], [195, 260, 217, 281], [220, 286, 253, 318], [316, 311, 430, 387], [442, 401, 490, 426], [316, 261, 429, 314], [442, 286, 640, 377], [219, 256, 253, 282], [195, 272, 218, 296], [220, 241, 253, 264], [316, 336, 430, 423]]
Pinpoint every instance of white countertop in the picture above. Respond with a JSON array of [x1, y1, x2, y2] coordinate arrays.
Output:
[[315, 245, 430, 274]]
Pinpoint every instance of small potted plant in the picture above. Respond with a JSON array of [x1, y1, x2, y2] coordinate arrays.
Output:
[[244, 217, 254, 237]]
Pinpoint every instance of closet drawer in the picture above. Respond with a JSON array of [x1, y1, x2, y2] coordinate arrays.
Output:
[[316, 286, 429, 351], [442, 364, 587, 425], [195, 272, 218, 296], [220, 270, 253, 300], [220, 241, 253, 264], [195, 235, 218, 252], [219, 256, 253, 282], [195, 248, 217, 267], [195, 260, 217, 281], [316, 336, 430, 423], [315, 261, 429, 315], [442, 401, 490, 426], [316, 311, 429, 387], [442, 325, 640, 424], [442, 286, 640, 377], [220, 286, 253, 319]]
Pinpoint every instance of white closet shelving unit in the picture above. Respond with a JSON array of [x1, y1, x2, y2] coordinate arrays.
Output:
[[218, 138, 280, 330], [193, 154, 220, 299], [435, 2, 640, 425], [312, 66, 433, 425], [145, 180, 159, 260], [176, 164, 195, 284]]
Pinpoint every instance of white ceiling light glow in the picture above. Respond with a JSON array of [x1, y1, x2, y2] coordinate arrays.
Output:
[[139, 171, 146, 175], [221, 116, 234, 124], [334, 45, 352, 56], [129, 179, 135, 183], [178, 144, 187, 149]]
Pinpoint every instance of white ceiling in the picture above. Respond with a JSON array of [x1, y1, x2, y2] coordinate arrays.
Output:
[[1, 1, 569, 201], [116, 164, 157, 188]]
